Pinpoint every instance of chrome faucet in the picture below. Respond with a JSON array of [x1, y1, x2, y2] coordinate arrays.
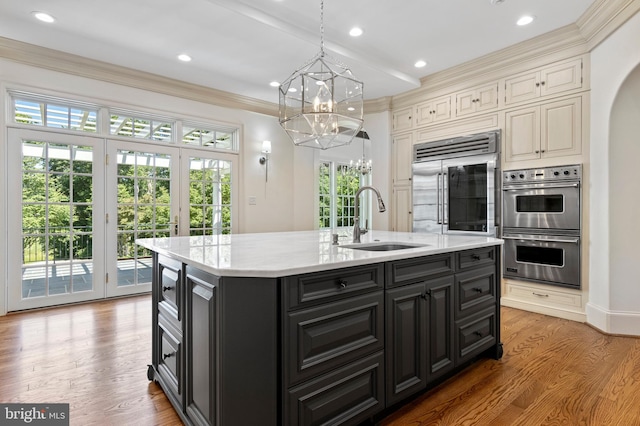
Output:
[[353, 186, 386, 243]]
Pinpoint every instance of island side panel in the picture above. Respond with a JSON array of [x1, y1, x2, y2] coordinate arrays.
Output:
[[218, 276, 280, 426]]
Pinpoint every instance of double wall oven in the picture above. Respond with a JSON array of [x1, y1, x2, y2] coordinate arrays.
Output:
[[502, 164, 582, 289], [412, 131, 500, 237]]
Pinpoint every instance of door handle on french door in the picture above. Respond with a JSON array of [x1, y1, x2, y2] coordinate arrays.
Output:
[[170, 215, 179, 235]]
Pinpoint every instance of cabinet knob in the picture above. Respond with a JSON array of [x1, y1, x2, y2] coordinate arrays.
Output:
[[472, 254, 481, 261], [541, 150, 545, 153], [163, 352, 175, 360], [536, 82, 540, 87], [541, 81, 546, 86], [474, 331, 483, 337], [162, 286, 174, 292], [473, 287, 483, 293], [422, 289, 432, 299], [338, 279, 348, 289], [535, 150, 540, 154]]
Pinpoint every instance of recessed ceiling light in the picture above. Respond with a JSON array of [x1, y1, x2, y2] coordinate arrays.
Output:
[[32, 12, 55, 23], [517, 15, 535, 26], [414, 60, 428, 68], [269, 81, 280, 87], [177, 54, 192, 62], [349, 27, 363, 37], [288, 87, 297, 93]]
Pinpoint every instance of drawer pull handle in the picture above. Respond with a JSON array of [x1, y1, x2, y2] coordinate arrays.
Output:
[[471, 254, 481, 261], [338, 279, 348, 289], [163, 286, 174, 292], [473, 287, 483, 293], [163, 352, 175, 360], [474, 331, 483, 337], [533, 292, 549, 297]]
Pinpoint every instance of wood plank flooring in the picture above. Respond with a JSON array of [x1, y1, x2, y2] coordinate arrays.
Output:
[[0, 295, 638, 425]]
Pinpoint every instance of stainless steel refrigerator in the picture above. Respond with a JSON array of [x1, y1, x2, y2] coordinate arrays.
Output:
[[412, 131, 500, 237]]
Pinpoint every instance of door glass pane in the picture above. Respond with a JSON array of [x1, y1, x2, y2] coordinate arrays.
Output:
[[516, 194, 563, 213], [21, 140, 95, 299], [116, 150, 171, 287], [447, 164, 488, 232], [188, 157, 232, 235]]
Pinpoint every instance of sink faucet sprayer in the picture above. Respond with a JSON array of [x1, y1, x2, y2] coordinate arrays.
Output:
[[353, 186, 386, 243]]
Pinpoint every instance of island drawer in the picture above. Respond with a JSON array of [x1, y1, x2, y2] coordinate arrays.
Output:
[[455, 307, 497, 365], [455, 265, 497, 319], [456, 246, 496, 271], [157, 254, 183, 321], [158, 315, 183, 403], [386, 253, 454, 288], [284, 264, 384, 310], [286, 351, 384, 426], [285, 291, 384, 386]]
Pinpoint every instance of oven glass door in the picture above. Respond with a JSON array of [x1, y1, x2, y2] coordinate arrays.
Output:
[[442, 154, 497, 235], [502, 183, 580, 230], [503, 234, 581, 288]]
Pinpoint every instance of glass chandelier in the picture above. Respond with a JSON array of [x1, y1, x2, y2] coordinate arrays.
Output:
[[278, 0, 364, 150], [350, 130, 372, 175]]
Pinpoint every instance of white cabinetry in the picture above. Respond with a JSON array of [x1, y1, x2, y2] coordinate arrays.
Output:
[[392, 107, 414, 132], [416, 96, 452, 126], [392, 185, 412, 232], [504, 58, 582, 105], [455, 83, 498, 117], [392, 132, 413, 186], [504, 96, 582, 163]]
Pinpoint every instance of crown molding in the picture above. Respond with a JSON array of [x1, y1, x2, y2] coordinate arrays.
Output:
[[364, 97, 392, 115], [577, 0, 640, 50], [391, 24, 588, 108], [0, 36, 280, 117]]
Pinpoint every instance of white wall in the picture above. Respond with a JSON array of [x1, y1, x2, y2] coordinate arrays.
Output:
[[588, 10, 640, 335], [0, 59, 394, 314]]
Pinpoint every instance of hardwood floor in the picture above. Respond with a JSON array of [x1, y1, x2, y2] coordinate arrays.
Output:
[[0, 296, 638, 425]]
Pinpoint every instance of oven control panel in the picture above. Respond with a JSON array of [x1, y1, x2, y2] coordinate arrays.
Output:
[[503, 164, 582, 184]]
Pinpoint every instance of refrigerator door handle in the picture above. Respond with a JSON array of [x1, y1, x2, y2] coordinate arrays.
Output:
[[442, 172, 448, 225], [436, 173, 441, 224]]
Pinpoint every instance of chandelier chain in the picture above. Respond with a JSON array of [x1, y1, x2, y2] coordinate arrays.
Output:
[[320, 0, 325, 55]]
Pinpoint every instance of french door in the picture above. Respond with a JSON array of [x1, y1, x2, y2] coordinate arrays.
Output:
[[7, 130, 237, 310], [7, 129, 106, 311]]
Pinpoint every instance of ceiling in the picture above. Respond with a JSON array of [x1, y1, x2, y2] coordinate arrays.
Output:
[[0, 0, 595, 104]]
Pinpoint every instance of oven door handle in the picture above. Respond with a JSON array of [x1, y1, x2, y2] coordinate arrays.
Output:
[[503, 182, 579, 191], [502, 235, 580, 244]]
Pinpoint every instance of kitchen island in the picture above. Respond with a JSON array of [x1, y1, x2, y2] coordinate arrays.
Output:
[[137, 230, 503, 426]]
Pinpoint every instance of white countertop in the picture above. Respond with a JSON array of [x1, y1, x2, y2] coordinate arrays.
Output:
[[136, 229, 503, 278]]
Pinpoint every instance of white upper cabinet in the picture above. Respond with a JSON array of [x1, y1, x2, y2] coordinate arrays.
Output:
[[504, 96, 582, 163], [455, 83, 498, 118], [416, 95, 452, 126], [504, 58, 582, 105], [392, 106, 414, 132], [392, 132, 413, 186]]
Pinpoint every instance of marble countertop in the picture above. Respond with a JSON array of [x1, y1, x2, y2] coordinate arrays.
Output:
[[136, 229, 503, 278]]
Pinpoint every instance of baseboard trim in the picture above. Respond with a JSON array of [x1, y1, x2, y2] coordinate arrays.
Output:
[[585, 302, 640, 336]]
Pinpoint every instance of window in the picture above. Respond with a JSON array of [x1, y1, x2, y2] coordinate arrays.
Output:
[[318, 161, 371, 229], [12, 95, 98, 133], [110, 111, 173, 141], [182, 124, 238, 152]]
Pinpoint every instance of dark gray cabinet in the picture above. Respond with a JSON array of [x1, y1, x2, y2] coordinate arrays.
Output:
[[148, 246, 501, 426], [385, 247, 500, 405]]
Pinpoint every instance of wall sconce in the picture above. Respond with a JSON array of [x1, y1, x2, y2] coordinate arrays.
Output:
[[259, 140, 271, 182]]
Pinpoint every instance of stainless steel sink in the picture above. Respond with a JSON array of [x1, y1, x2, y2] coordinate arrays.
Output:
[[341, 242, 427, 251]]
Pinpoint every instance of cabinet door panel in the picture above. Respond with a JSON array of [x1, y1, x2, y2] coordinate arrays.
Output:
[[456, 90, 476, 117], [505, 72, 540, 105], [541, 97, 582, 158], [386, 253, 455, 289], [385, 283, 427, 404], [540, 59, 582, 96], [392, 133, 413, 186], [455, 265, 497, 319], [158, 317, 182, 402], [287, 352, 384, 426], [476, 84, 498, 112], [158, 254, 182, 320], [393, 107, 413, 132], [286, 292, 384, 386], [455, 307, 497, 365], [392, 185, 412, 232], [186, 270, 217, 426], [505, 106, 540, 162], [426, 275, 455, 382]]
